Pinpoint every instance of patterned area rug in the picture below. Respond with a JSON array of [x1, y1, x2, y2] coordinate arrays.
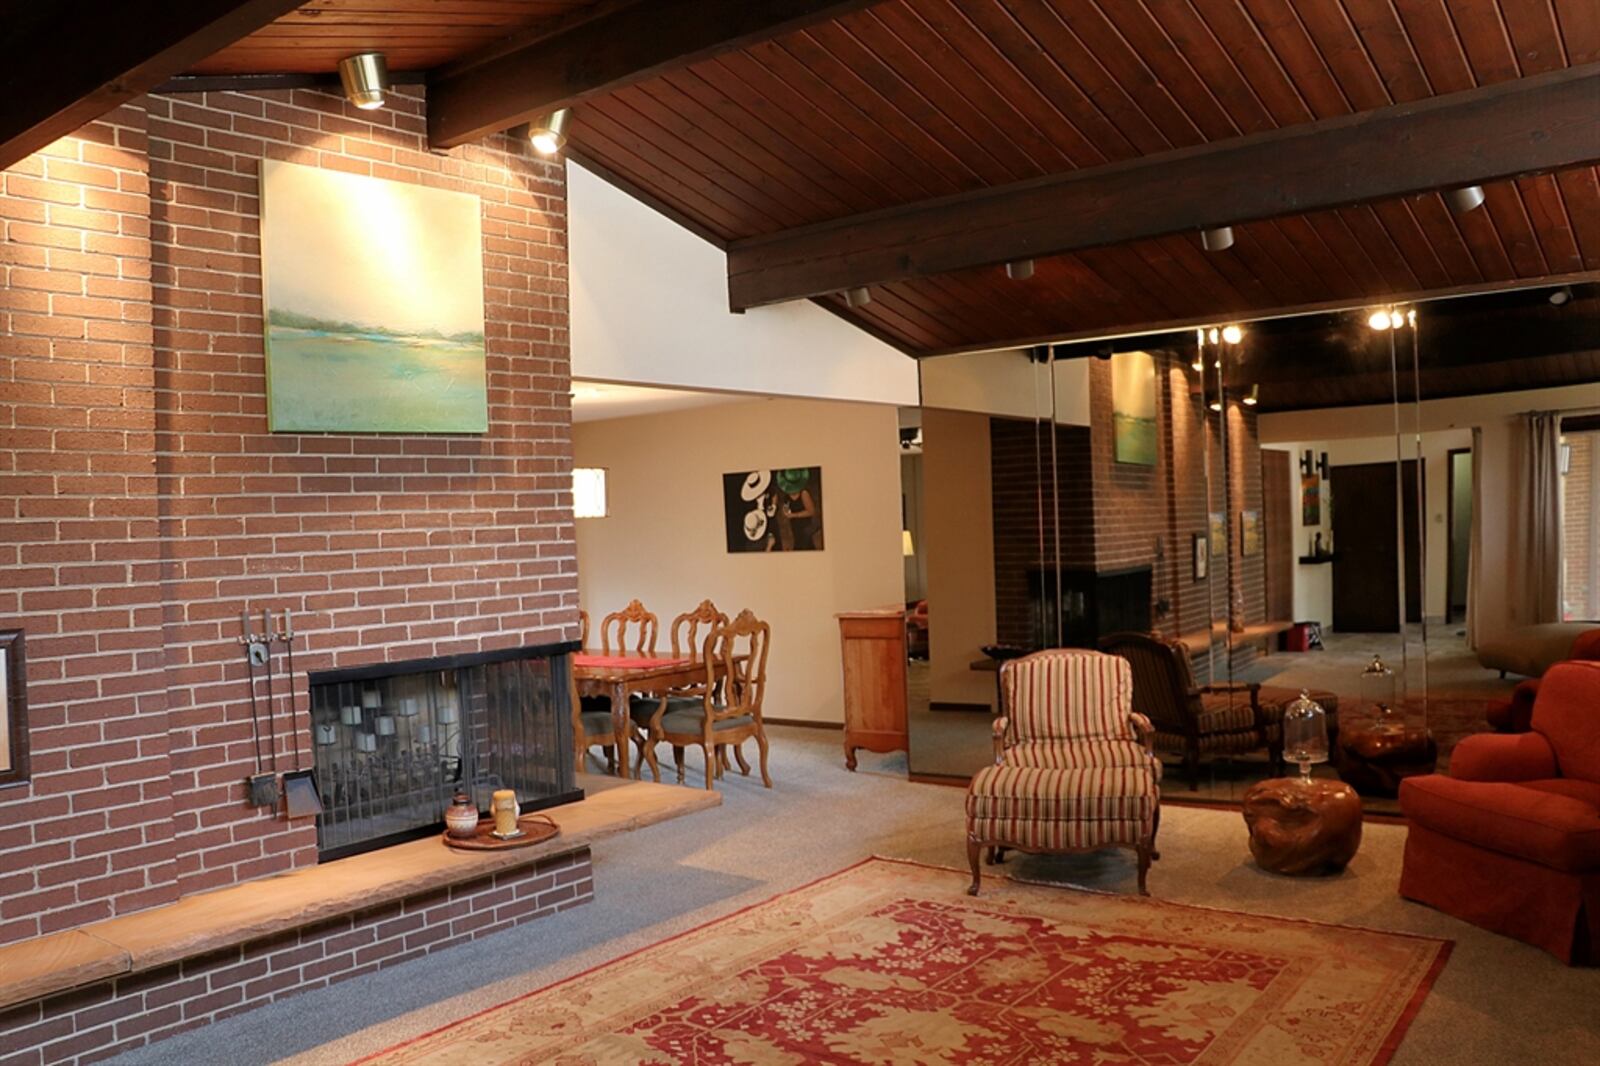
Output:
[[362, 859, 1450, 1065]]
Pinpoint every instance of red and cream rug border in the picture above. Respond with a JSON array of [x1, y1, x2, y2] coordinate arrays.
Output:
[[358, 856, 1453, 1065]]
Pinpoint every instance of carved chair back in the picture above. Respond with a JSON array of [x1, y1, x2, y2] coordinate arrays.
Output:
[[601, 599, 658, 655], [670, 600, 728, 658], [701, 609, 770, 727]]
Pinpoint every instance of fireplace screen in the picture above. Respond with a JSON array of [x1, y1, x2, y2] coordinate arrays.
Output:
[[308, 643, 580, 860]]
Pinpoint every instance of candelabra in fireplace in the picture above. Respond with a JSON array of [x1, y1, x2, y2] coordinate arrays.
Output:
[[308, 643, 580, 860]]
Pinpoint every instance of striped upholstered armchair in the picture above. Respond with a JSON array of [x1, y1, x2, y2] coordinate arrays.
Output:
[[1099, 632, 1283, 790], [964, 649, 1162, 896]]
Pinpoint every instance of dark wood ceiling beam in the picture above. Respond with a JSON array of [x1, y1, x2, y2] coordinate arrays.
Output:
[[425, 0, 882, 150], [727, 64, 1600, 310], [0, 1, 306, 171]]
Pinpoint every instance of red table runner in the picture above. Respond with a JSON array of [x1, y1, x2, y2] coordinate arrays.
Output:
[[573, 654, 692, 670]]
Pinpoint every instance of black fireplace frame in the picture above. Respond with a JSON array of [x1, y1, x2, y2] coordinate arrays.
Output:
[[308, 640, 583, 861]]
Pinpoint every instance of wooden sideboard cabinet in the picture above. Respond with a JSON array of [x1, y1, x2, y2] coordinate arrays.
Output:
[[836, 608, 909, 770]]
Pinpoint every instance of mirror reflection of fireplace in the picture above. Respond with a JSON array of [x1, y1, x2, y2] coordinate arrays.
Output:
[[309, 645, 580, 860]]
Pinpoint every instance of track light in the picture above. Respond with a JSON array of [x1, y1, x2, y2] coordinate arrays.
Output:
[[1445, 185, 1485, 214], [337, 53, 390, 110], [1367, 309, 1392, 330], [1550, 286, 1573, 306], [1242, 384, 1259, 406], [527, 109, 571, 156], [1221, 324, 1243, 344], [1200, 225, 1235, 252], [1005, 259, 1034, 281], [844, 286, 871, 308]]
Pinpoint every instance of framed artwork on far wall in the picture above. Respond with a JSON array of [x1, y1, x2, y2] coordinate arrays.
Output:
[[723, 467, 825, 552], [1192, 534, 1209, 582], [1209, 512, 1226, 555], [1301, 473, 1322, 526], [1111, 351, 1158, 466], [1240, 510, 1263, 557], [0, 630, 28, 787]]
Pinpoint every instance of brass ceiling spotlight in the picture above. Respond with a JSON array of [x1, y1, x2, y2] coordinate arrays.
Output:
[[844, 286, 872, 308], [1200, 225, 1234, 252], [1445, 185, 1485, 214], [1005, 259, 1035, 280], [527, 109, 572, 156], [1549, 285, 1573, 306], [337, 53, 390, 110]]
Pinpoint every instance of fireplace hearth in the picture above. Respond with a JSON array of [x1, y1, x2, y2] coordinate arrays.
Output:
[[308, 643, 580, 860]]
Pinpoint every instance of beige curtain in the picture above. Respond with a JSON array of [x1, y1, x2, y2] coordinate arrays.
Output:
[[1519, 412, 1564, 625], [1467, 428, 1484, 649]]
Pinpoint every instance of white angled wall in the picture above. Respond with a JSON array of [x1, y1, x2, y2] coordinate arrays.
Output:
[[568, 161, 919, 406]]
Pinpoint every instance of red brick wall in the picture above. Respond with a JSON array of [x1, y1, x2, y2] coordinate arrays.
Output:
[[0, 848, 592, 1066], [0, 88, 577, 945]]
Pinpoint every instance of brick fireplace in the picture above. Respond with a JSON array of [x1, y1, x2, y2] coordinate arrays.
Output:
[[0, 85, 577, 947]]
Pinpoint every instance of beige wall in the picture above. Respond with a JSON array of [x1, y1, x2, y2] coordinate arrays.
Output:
[[922, 409, 999, 711], [573, 397, 904, 724]]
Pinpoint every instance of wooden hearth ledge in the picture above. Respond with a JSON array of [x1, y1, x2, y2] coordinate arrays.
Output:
[[0, 778, 719, 1011]]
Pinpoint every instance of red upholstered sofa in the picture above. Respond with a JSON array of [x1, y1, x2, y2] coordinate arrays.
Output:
[[1486, 629, 1600, 733], [1400, 661, 1600, 963]]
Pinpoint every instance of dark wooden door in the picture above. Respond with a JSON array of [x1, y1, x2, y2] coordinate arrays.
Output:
[[1331, 461, 1422, 632], [1261, 449, 1294, 622]]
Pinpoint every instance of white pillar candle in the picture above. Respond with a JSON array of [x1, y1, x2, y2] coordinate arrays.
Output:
[[341, 705, 362, 726], [416, 725, 433, 745], [315, 724, 338, 746], [356, 733, 377, 753], [397, 697, 419, 717], [361, 689, 381, 710], [376, 715, 395, 737]]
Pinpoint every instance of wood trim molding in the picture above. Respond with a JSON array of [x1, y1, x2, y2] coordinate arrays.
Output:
[[727, 64, 1600, 310]]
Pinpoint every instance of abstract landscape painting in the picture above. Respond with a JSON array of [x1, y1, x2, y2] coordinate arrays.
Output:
[[1111, 350, 1157, 466], [259, 160, 487, 433]]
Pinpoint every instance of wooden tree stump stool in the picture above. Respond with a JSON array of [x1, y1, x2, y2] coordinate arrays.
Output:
[[1337, 726, 1438, 797], [1242, 778, 1363, 876]]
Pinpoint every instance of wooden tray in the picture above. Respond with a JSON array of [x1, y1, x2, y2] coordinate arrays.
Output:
[[442, 814, 560, 851]]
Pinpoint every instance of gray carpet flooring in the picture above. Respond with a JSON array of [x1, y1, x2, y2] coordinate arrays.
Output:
[[109, 725, 1597, 1066]]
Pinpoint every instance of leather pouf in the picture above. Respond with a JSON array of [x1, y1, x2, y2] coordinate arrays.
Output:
[[1242, 778, 1363, 876]]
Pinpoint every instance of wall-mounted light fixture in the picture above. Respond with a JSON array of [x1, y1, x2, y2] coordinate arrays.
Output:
[[1200, 225, 1234, 251], [1445, 185, 1486, 214], [337, 53, 390, 110], [1005, 259, 1035, 280], [573, 467, 607, 518], [1221, 324, 1243, 344], [527, 109, 571, 156]]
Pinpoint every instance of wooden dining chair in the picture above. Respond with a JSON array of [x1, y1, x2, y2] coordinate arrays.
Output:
[[631, 600, 727, 779], [578, 609, 589, 647], [601, 599, 658, 655], [644, 609, 772, 791]]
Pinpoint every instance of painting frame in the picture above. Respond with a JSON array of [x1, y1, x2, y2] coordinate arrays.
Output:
[[0, 630, 29, 788], [259, 159, 489, 434], [1111, 350, 1158, 467], [1240, 509, 1263, 558], [1192, 534, 1209, 582], [723, 467, 825, 553], [1209, 512, 1227, 556]]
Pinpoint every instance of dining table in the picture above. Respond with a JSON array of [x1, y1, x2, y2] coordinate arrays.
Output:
[[571, 649, 704, 779]]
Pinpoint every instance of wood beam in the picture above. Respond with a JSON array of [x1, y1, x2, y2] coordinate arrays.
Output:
[[426, 0, 880, 150], [0, 1, 306, 171], [728, 64, 1600, 310]]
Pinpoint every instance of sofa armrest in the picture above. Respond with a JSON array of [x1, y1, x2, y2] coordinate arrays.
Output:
[[1449, 732, 1558, 782], [1129, 713, 1154, 752]]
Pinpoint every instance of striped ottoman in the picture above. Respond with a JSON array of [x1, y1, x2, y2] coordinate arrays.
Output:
[[965, 764, 1159, 897]]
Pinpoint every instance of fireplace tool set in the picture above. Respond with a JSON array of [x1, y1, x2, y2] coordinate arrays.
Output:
[[239, 607, 324, 817]]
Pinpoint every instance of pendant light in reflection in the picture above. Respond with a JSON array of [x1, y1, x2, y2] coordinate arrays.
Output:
[[526, 108, 571, 156], [1200, 226, 1235, 251]]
